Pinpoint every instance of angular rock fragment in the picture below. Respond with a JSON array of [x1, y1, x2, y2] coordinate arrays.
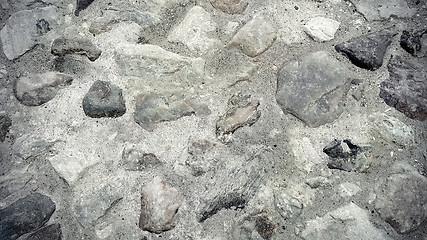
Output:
[[323, 139, 371, 172], [400, 29, 427, 57], [121, 148, 161, 171], [51, 37, 101, 61], [0, 115, 12, 142], [186, 139, 220, 176], [210, 0, 248, 14], [274, 191, 303, 220], [82, 81, 126, 118], [379, 55, 427, 120], [12, 134, 58, 160], [24, 224, 62, 240], [276, 51, 352, 127], [303, 17, 340, 42], [349, 0, 416, 21], [0, 193, 56, 240], [335, 29, 396, 70], [14, 72, 73, 106], [75, 0, 95, 16], [228, 14, 276, 57], [199, 191, 248, 222], [231, 209, 276, 240], [139, 177, 182, 233], [368, 112, 415, 146]]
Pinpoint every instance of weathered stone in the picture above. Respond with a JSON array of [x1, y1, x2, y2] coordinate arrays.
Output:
[[274, 191, 303, 220], [12, 134, 57, 160], [303, 17, 340, 42], [24, 224, 62, 240], [305, 176, 329, 189], [400, 29, 427, 57], [0, 115, 12, 142], [349, 0, 416, 21], [186, 139, 220, 176], [0, 7, 57, 60], [75, 0, 95, 16], [14, 72, 73, 106], [139, 177, 182, 233], [216, 94, 260, 141], [82, 81, 126, 118], [231, 209, 276, 240], [228, 14, 276, 57], [276, 51, 352, 127], [51, 37, 101, 61], [368, 112, 415, 146], [301, 203, 392, 240], [0, 193, 56, 240], [380, 54, 427, 120], [168, 6, 221, 55], [335, 29, 396, 71], [121, 148, 161, 171], [210, 0, 248, 14], [338, 182, 361, 198], [375, 170, 427, 233], [323, 139, 371, 172]]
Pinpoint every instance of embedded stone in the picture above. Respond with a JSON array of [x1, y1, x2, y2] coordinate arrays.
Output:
[[210, 0, 248, 14], [51, 37, 101, 61], [82, 81, 126, 118]]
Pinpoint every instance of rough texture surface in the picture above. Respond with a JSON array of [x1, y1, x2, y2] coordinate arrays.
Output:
[[210, 0, 248, 14], [304, 17, 340, 42], [400, 29, 427, 57], [24, 224, 62, 240], [82, 80, 126, 118], [0, 115, 12, 142], [51, 37, 101, 61]]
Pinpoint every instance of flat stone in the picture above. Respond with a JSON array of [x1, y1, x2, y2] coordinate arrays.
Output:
[[75, 0, 95, 16], [210, 0, 248, 14], [82, 81, 126, 118], [24, 224, 62, 240], [0, 115, 12, 142], [368, 112, 415, 146], [375, 170, 427, 233], [12, 134, 57, 160], [14, 72, 73, 106], [168, 6, 221, 55], [51, 37, 101, 61], [0, 7, 57, 60], [276, 51, 352, 127], [303, 17, 340, 42], [121, 148, 161, 171], [400, 29, 427, 57], [349, 0, 416, 21], [228, 14, 276, 57], [379, 54, 427, 120], [0, 193, 56, 240], [139, 177, 182, 234], [335, 29, 396, 71]]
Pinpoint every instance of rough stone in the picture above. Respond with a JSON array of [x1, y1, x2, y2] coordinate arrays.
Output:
[[400, 29, 427, 57], [168, 6, 221, 55], [379, 54, 427, 120], [82, 81, 126, 118], [121, 148, 161, 171], [0, 193, 56, 240], [349, 0, 416, 21], [231, 209, 276, 240], [274, 190, 303, 220], [12, 134, 58, 160], [276, 51, 352, 127], [368, 112, 415, 146], [228, 14, 276, 57], [210, 0, 248, 14], [24, 224, 62, 240], [335, 29, 396, 71], [0, 115, 12, 142], [51, 37, 101, 61], [0, 7, 57, 60], [323, 139, 371, 172], [303, 17, 340, 42], [139, 177, 182, 234], [375, 170, 427, 233], [75, 0, 95, 16], [14, 72, 73, 106], [338, 182, 361, 198], [186, 139, 220, 176], [301, 203, 392, 240]]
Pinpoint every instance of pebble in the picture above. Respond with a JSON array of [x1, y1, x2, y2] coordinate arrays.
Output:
[[82, 81, 126, 118], [0, 114, 12, 142], [121, 148, 161, 171], [51, 37, 102, 61], [368, 112, 415, 147], [303, 16, 340, 42], [210, 0, 249, 14]]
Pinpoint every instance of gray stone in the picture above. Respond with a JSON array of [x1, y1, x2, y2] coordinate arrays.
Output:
[[24, 224, 62, 240], [186, 139, 220, 176], [82, 81, 126, 118], [400, 29, 427, 57], [231, 209, 276, 240], [0, 115, 12, 142], [349, 0, 416, 21], [228, 14, 276, 57], [210, 0, 248, 14], [14, 72, 73, 106], [0, 193, 56, 240], [274, 191, 303, 220], [74, 0, 95, 16], [12, 134, 58, 160], [375, 171, 427, 233], [335, 29, 396, 71], [276, 51, 352, 127], [139, 177, 182, 234], [303, 17, 340, 42], [323, 139, 371, 172], [305, 176, 329, 189], [51, 37, 101, 61], [121, 148, 161, 171], [368, 112, 415, 146], [0, 7, 57, 60], [379, 54, 427, 121]]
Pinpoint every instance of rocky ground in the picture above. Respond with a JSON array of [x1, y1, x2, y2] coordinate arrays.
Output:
[[0, 0, 426, 239]]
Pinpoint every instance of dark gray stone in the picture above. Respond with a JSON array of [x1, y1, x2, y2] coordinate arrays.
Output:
[[400, 29, 427, 57], [323, 139, 371, 172], [24, 224, 62, 240], [380, 55, 427, 121], [335, 29, 396, 70], [0, 115, 12, 142], [276, 51, 352, 127], [51, 37, 101, 61], [74, 0, 95, 16], [0, 193, 56, 240], [231, 210, 276, 240], [36, 19, 51, 35], [121, 148, 161, 171], [82, 81, 126, 118]]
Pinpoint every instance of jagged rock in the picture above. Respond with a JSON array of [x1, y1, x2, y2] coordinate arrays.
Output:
[[139, 177, 182, 234], [276, 51, 352, 127], [303, 17, 340, 42], [379, 54, 427, 120], [0, 7, 57, 60], [335, 29, 396, 71], [368, 112, 415, 146], [121, 148, 161, 171], [274, 191, 303, 220], [0, 193, 56, 240], [231, 209, 276, 240], [75, 0, 95, 16], [12, 134, 58, 160], [0, 115, 12, 142], [228, 14, 276, 57], [400, 29, 427, 57], [24, 224, 62, 240], [51, 37, 101, 61], [301, 203, 392, 240], [349, 0, 416, 21], [210, 0, 248, 14], [323, 139, 371, 172], [375, 169, 427, 233], [168, 6, 221, 55], [14, 72, 73, 106], [82, 81, 126, 118]]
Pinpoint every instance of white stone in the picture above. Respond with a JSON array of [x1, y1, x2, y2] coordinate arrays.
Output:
[[304, 17, 340, 42]]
